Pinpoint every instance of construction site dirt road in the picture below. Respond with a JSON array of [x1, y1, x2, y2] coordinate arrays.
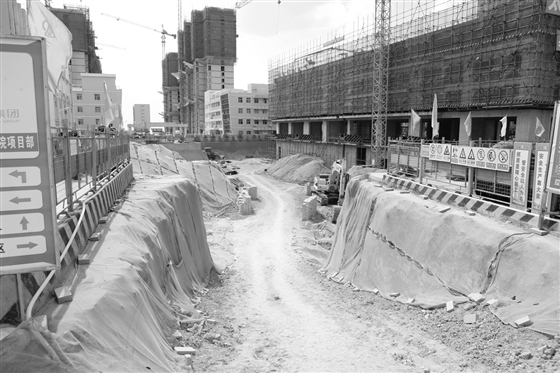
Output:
[[181, 161, 558, 373]]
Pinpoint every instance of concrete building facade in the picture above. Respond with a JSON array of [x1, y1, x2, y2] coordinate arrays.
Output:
[[73, 74, 122, 130], [177, 7, 237, 134], [204, 84, 272, 136], [133, 104, 151, 130]]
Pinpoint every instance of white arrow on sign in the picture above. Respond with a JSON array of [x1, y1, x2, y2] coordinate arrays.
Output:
[[0, 213, 45, 235]]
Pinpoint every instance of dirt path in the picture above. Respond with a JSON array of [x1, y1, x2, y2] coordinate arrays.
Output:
[[195, 166, 489, 373]]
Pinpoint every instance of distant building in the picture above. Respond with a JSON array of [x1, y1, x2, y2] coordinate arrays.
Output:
[[50, 5, 102, 86], [204, 84, 272, 136], [133, 104, 151, 130], [73, 74, 122, 130], [177, 7, 237, 134], [162, 53, 180, 124]]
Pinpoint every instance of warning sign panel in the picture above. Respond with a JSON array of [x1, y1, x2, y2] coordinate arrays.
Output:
[[450, 145, 511, 172], [428, 143, 451, 162]]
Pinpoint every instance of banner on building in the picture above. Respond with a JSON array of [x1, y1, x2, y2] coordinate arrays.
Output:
[[546, 0, 560, 16], [532, 144, 550, 212], [511, 142, 532, 210], [449, 145, 511, 172]]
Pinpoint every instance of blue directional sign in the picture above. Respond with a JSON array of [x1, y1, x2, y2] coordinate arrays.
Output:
[[0, 36, 59, 274]]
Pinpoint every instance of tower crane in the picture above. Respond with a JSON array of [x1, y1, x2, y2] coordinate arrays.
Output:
[[371, 0, 390, 168], [101, 13, 176, 59]]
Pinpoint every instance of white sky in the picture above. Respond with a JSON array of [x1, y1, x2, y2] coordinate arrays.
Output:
[[45, 0, 379, 123]]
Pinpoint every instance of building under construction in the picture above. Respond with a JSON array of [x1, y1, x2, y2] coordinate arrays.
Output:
[[174, 7, 237, 134], [50, 5, 102, 86], [269, 0, 560, 153]]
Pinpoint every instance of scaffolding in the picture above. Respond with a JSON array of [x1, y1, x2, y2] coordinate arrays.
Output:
[[268, 0, 560, 120]]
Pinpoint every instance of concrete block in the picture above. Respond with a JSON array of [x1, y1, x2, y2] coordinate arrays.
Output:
[[302, 196, 318, 221], [89, 232, 102, 242], [99, 216, 109, 224], [468, 293, 485, 303], [206, 319, 217, 325], [305, 182, 312, 196], [446, 300, 454, 312], [464, 314, 478, 324], [465, 210, 475, 216], [246, 185, 257, 200], [400, 190, 410, 194], [389, 292, 400, 298], [77, 254, 90, 265], [372, 288, 379, 294], [34, 314, 48, 330], [530, 228, 548, 236], [383, 187, 394, 192], [485, 299, 498, 307], [514, 316, 532, 327], [406, 298, 415, 304], [184, 354, 193, 366], [438, 207, 451, 213], [239, 194, 253, 215], [422, 196, 429, 200], [174, 346, 196, 355], [374, 184, 383, 188], [55, 286, 73, 304]]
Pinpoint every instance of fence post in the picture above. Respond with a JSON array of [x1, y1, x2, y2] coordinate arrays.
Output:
[[62, 127, 74, 212], [467, 140, 474, 196], [419, 139, 425, 184], [106, 132, 112, 179], [92, 127, 98, 191]]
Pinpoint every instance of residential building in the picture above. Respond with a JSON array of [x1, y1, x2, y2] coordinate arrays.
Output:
[[162, 53, 180, 124], [73, 74, 122, 130], [133, 104, 151, 130], [204, 84, 272, 136], [177, 7, 236, 134]]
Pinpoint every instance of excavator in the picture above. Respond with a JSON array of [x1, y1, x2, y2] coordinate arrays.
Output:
[[311, 159, 348, 206]]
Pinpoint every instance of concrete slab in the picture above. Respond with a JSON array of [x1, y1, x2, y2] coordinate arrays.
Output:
[[55, 286, 73, 304], [514, 316, 532, 327], [464, 314, 478, 324], [446, 300, 454, 312], [468, 293, 485, 303], [89, 232, 102, 242], [174, 346, 196, 355], [77, 254, 90, 265], [438, 207, 451, 213], [389, 292, 400, 298]]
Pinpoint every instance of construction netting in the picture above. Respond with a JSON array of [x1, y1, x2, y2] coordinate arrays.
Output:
[[266, 154, 330, 183], [321, 177, 559, 336], [0, 177, 214, 372], [130, 143, 237, 215]]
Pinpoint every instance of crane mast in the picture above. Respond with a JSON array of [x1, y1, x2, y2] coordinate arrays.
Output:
[[371, 0, 390, 168]]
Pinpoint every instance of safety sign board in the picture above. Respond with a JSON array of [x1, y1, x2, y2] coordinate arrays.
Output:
[[428, 143, 451, 162], [532, 144, 549, 212], [450, 145, 511, 172], [0, 36, 59, 274], [511, 143, 532, 210]]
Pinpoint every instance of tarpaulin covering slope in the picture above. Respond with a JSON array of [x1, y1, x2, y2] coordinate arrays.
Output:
[[131, 143, 236, 214], [267, 154, 330, 183], [0, 177, 214, 372], [321, 177, 560, 336]]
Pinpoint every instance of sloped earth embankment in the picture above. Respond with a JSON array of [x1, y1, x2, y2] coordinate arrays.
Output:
[[0, 177, 214, 372]]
